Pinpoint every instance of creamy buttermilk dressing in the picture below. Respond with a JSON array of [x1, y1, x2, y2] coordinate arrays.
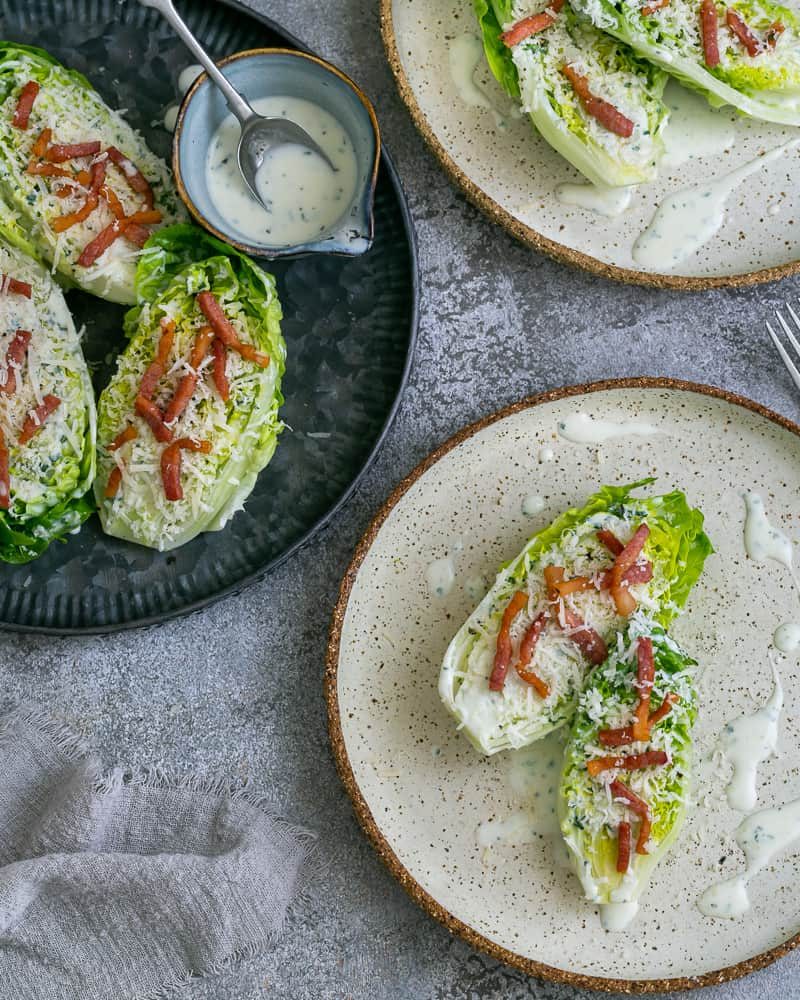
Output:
[[426, 556, 456, 598], [661, 82, 736, 168], [742, 492, 800, 647], [522, 494, 545, 517], [558, 413, 659, 444], [163, 64, 205, 132], [600, 900, 640, 932], [426, 539, 464, 599], [555, 183, 633, 218], [448, 34, 514, 129], [743, 491, 796, 572], [205, 96, 359, 248], [478, 735, 564, 848], [698, 797, 800, 919], [633, 140, 800, 270], [718, 666, 782, 812], [774, 622, 800, 654]]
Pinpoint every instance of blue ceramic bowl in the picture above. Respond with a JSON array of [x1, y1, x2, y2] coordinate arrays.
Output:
[[174, 48, 381, 259]]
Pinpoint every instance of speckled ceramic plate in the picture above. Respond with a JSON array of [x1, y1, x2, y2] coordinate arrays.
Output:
[[382, 0, 800, 289], [327, 379, 800, 991], [0, 0, 417, 633]]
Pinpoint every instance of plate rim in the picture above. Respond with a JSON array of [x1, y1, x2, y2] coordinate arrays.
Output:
[[0, 0, 420, 637], [325, 376, 800, 993], [380, 0, 800, 292]]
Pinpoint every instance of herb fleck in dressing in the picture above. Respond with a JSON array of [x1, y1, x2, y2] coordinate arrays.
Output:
[[205, 96, 359, 248]]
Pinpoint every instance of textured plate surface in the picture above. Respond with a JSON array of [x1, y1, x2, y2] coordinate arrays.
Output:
[[327, 381, 800, 990], [383, 0, 800, 288], [0, 0, 417, 632]]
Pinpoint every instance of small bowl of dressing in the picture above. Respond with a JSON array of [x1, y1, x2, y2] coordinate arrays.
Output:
[[174, 49, 381, 259]]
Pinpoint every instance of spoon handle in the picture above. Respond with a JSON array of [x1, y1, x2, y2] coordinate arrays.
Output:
[[139, 0, 255, 124]]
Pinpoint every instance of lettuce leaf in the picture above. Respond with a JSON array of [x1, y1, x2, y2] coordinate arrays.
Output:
[[570, 0, 800, 124], [0, 237, 96, 563], [474, 0, 670, 185], [94, 224, 285, 551], [559, 617, 697, 912], [0, 42, 186, 304], [438, 480, 712, 755]]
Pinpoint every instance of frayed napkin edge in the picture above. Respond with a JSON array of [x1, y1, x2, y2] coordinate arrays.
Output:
[[0, 702, 322, 999]]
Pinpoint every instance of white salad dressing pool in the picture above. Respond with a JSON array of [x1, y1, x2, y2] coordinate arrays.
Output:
[[477, 810, 540, 848], [521, 494, 545, 517], [558, 413, 659, 444], [464, 575, 487, 604], [426, 539, 463, 599], [163, 105, 180, 133], [178, 64, 204, 95], [599, 901, 639, 932], [717, 666, 782, 812], [448, 34, 512, 130], [205, 96, 359, 248], [555, 183, 633, 218], [426, 556, 456, 598], [774, 622, 800, 653], [633, 140, 800, 270], [163, 65, 205, 133], [478, 735, 564, 848], [698, 797, 800, 918], [538, 446, 554, 463], [742, 491, 796, 574], [661, 83, 736, 168]]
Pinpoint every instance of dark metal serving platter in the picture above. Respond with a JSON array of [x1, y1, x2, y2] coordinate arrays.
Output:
[[0, 0, 418, 633]]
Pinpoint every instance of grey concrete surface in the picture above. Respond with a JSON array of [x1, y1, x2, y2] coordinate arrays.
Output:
[[2, 0, 800, 997]]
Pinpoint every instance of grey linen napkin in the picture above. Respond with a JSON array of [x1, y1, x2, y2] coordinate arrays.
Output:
[[0, 706, 314, 1000]]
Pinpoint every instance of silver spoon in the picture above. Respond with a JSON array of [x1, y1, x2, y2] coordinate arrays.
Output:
[[139, 0, 336, 210]]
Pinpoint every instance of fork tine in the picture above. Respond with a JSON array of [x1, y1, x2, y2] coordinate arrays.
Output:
[[783, 303, 800, 354], [767, 318, 800, 393], [776, 305, 800, 358]]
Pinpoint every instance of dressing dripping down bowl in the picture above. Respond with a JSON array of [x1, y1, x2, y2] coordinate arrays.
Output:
[[174, 49, 380, 259]]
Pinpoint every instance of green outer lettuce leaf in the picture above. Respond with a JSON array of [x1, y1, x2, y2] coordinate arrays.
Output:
[[569, 0, 800, 125], [474, 0, 522, 99], [474, 0, 670, 186], [0, 42, 186, 304], [0, 238, 96, 563], [438, 480, 712, 755], [559, 618, 697, 906], [95, 224, 285, 551]]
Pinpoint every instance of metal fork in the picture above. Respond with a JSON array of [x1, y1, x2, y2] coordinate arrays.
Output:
[[767, 304, 800, 392]]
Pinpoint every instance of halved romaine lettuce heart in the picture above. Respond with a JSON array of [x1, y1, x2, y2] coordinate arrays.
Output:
[[95, 225, 285, 552], [0, 238, 95, 563], [0, 43, 185, 305], [559, 616, 697, 916], [570, 0, 800, 125], [474, 0, 671, 185], [438, 480, 712, 755]]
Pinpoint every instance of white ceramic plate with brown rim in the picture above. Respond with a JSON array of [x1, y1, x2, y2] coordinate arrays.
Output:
[[326, 379, 800, 991], [381, 0, 800, 290]]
